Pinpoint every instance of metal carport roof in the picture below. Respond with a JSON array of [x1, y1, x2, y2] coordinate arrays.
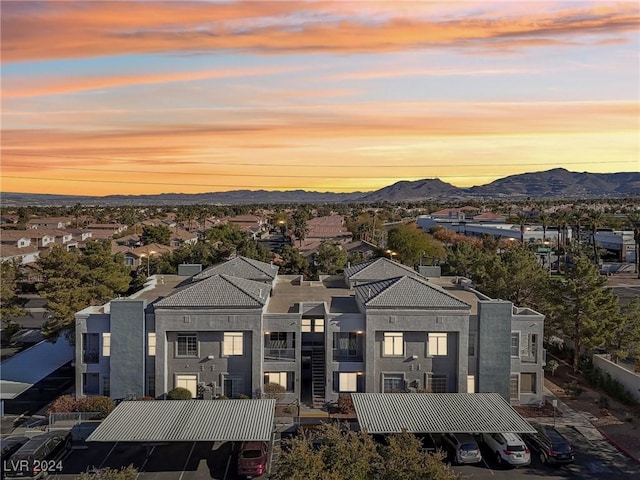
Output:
[[352, 393, 536, 434], [87, 399, 275, 442]]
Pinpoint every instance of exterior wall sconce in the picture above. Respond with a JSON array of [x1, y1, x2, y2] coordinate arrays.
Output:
[[411, 354, 418, 360]]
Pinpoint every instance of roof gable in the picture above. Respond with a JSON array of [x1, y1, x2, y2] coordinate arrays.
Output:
[[354, 276, 470, 310], [345, 257, 420, 281], [193, 256, 278, 282], [155, 274, 270, 308]]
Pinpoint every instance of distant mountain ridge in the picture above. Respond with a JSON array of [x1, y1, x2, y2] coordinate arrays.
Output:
[[2, 169, 638, 206]]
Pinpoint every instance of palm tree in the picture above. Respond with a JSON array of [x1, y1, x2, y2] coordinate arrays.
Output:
[[570, 208, 586, 247], [587, 210, 604, 265], [554, 210, 569, 272], [627, 212, 640, 279], [516, 211, 528, 244], [538, 211, 550, 243], [292, 213, 309, 247]]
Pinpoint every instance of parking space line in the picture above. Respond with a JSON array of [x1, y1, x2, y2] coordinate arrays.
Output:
[[177, 442, 196, 480], [99, 442, 118, 469], [481, 458, 494, 475], [223, 455, 232, 480], [136, 446, 156, 479]]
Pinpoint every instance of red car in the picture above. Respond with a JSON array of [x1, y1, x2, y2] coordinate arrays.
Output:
[[237, 441, 269, 479]]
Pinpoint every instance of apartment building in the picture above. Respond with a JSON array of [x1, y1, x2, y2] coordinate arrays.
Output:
[[75, 256, 545, 406]]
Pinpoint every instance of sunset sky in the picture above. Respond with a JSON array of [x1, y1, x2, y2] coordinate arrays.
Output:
[[1, 0, 639, 196]]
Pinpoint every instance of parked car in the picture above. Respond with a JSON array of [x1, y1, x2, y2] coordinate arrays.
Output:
[[3, 430, 71, 479], [440, 433, 482, 465], [522, 424, 575, 465], [481, 432, 531, 467], [237, 441, 268, 479], [1, 437, 30, 479]]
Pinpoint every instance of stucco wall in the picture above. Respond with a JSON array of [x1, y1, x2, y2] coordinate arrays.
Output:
[[477, 300, 511, 401], [110, 300, 146, 399], [593, 354, 640, 402]]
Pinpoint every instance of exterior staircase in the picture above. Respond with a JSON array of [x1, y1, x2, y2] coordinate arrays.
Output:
[[311, 346, 326, 408]]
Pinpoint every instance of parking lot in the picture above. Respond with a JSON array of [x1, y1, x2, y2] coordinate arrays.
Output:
[[451, 425, 640, 480], [45, 424, 640, 480], [49, 440, 263, 480]]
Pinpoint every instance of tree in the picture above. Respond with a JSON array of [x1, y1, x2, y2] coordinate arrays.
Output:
[[378, 431, 456, 480], [236, 238, 272, 263], [292, 212, 309, 247], [314, 241, 348, 276], [166, 387, 193, 400], [515, 211, 528, 244], [548, 254, 620, 372], [0, 261, 26, 340], [140, 225, 171, 245], [37, 243, 130, 338], [587, 210, 604, 265], [272, 423, 459, 480], [387, 225, 446, 267], [627, 212, 640, 279], [607, 297, 640, 363], [278, 245, 309, 276], [538, 211, 550, 243]]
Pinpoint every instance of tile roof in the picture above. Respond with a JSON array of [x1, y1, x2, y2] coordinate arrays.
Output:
[[87, 399, 276, 442], [344, 257, 422, 281], [354, 276, 470, 310], [155, 274, 270, 308], [352, 393, 535, 434], [193, 256, 278, 281]]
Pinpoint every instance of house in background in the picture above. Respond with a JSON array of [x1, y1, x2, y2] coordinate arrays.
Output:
[[75, 256, 545, 407]]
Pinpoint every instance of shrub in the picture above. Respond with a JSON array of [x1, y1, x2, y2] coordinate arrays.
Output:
[[133, 396, 156, 401], [239, 394, 250, 399], [336, 394, 355, 415], [78, 396, 115, 418], [564, 381, 583, 399], [598, 395, 610, 409], [47, 395, 79, 414], [545, 359, 559, 376], [263, 382, 286, 401], [166, 387, 193, 400], [215, 394, 228, 400]]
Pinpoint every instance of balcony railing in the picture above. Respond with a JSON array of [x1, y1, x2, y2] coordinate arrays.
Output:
[[264, 348, 295, 362], [83, 350, 99, 364], [332, 349, 363, 362]]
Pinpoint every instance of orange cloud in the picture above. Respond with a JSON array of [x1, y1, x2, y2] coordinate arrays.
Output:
[[1, 65, 309, 98], [1, 2, 638, 62]]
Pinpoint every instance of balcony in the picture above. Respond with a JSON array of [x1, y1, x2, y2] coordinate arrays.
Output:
[[332, 349, 363, 363], [83, 350, 99, 364], [264, 348, 295, 362]]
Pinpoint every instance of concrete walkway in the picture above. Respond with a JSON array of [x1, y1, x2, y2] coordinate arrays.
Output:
[[524, 387, 640, 465]]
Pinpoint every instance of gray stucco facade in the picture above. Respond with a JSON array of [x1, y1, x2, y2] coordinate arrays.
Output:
[[75, 256, 545, 406]]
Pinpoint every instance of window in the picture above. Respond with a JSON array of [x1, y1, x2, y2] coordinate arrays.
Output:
[[102, 333, 111, 357], [468, 332, 476, 357], [302, 318, 324, 332], [339, 373, 358, 393], [148, 332, 156, 356], [383, 373, 404, 393], [177, 333, 198, 356], [223, 332, 243, 356], [267, 332, 287, 348], [511, 332, 520, 357], [510, 375, 519, 400], [428, 332, 447, 356], [102, 375, 110, 396], [334, 332, 361, 358], [265, 372, 287, 389], [522, 333, 537, 361], [520, 373, 537, 394], [426, 374, 447, 393], [175, 374, 197, 398], [383, 332, 403, 356], [224, 374, 244, 398]]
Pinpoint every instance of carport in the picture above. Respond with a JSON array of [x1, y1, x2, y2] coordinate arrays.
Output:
[[87, 399, 276, 442], [352, 393, 536, 434]]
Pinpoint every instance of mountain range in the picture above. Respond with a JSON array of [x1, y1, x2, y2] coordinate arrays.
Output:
[[2, 168, 638, 206]]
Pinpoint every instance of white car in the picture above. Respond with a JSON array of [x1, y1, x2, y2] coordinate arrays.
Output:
[[481, 432, 531, 467]]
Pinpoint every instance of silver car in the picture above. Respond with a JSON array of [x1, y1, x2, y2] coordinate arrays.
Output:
[[441, 433, 483, 465]]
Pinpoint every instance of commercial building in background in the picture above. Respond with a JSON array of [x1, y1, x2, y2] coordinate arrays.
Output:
[[75, 256, 545, 406]]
